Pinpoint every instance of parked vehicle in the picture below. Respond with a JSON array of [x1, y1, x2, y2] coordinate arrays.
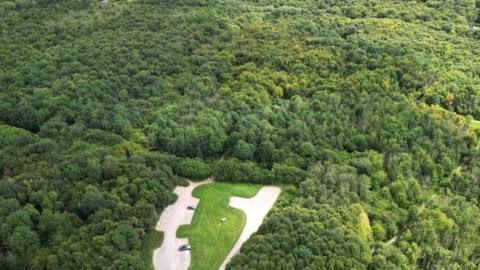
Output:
[[187, 205, 196, 210], [178, 244, 191, 251]]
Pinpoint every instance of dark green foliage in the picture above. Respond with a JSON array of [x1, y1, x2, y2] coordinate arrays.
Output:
[[228, 206, 372, 269], [174, 158, 212, 180], [1, 0, 480, 269], [232, 140, 255, 160], [214, 159, 270, 183]]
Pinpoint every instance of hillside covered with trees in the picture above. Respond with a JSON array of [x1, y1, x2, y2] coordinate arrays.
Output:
[[1, 0, 480, 269]]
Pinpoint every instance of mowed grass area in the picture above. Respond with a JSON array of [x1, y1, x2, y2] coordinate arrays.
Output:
[[142, 230, 163, 270], [177, 182, 261, 270], [471, 120, 480, 130]]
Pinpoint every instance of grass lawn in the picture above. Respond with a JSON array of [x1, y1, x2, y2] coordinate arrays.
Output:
[[177, 182, 261, 270], [471, 120, 480, 130], [141, 229, 163, 270]]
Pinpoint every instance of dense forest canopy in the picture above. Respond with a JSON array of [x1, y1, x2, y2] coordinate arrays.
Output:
[[1, 0, 480, 269]]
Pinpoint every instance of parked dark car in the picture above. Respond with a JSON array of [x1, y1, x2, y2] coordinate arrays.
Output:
[[187, 205, 196, 210], [178, 244, 191, 251]]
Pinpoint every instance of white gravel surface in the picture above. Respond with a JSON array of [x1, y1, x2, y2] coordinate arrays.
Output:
[[153, 179, 212, 270], [219, 186, 281, 270]]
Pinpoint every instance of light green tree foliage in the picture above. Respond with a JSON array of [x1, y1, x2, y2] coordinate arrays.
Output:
[[1, 0, 480, 269]]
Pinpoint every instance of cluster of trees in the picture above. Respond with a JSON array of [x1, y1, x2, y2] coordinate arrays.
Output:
[[230, 205, 373, 269], [1, 0, 480, 269], [0, 124, 178, 269]]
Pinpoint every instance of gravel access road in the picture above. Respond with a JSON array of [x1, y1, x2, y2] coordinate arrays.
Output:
[[153, 179, 212, 270], [219, 186, 281, 270]]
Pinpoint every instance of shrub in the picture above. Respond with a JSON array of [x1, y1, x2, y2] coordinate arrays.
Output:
[[175, 158, 212, 180]]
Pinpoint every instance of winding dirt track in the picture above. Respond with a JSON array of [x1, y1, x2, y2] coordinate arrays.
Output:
[[219, 186, 282, 270], [153, 179, 212, 270]]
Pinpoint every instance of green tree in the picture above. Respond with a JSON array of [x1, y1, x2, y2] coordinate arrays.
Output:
[[10, 226, 40, 256], [232, 140, 255, 160]]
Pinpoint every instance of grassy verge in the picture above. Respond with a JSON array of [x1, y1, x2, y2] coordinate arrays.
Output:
[[471, 120, 480, 130], [141, 229, 163, 270], [177, 182, 261, 270]]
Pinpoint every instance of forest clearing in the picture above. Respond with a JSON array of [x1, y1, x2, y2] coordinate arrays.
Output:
[[156, 181, 280, 270]]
